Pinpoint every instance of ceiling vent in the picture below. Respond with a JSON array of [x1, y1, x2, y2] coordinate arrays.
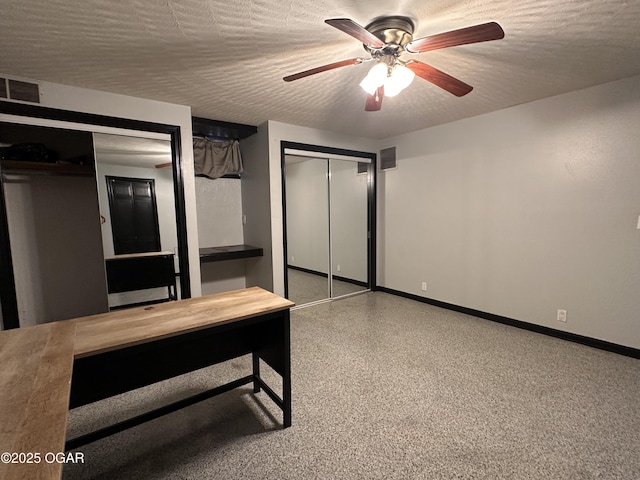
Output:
[[380, 146, 397, 171], [6, 79, 41, 104]]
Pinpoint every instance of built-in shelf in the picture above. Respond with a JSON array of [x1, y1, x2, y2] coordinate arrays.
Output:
[[199, 245, 263, 263], [0, 160, 95, 176]]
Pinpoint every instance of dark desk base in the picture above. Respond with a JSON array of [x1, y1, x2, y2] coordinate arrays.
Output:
[[66, 310, 291, 450], [106, 254, 178, 308]]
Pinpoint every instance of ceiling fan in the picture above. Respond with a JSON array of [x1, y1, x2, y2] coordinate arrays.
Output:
[[283, 16, 504, 111]]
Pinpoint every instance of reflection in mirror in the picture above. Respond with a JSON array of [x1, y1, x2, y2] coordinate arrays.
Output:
[[1, 122, 108, 327], [285, 156, 330, 305], [329, 158, 369, 298], [284, 153, 371, 307], [93, 133, 179, 309]]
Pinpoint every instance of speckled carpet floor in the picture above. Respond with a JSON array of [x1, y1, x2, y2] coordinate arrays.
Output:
[[63, 292, 640, 479], [287, 268, 367, 306]]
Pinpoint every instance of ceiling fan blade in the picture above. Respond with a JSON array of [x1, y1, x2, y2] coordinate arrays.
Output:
[[283, 58, 363, 82], [406, 22, 504, 53], [365, 86, 384, 111], [325, 18, 385, 48], [406, 61, 473, 97]]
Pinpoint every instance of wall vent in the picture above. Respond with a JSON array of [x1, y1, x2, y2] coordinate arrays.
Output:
[[380, 146, 397, 171], [0, 78, 7, 99], [357, 162, 368, 175], [7, 79, 40, 103]]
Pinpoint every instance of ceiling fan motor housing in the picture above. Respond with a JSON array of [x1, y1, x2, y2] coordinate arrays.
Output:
[[364, 16, 415, 55]]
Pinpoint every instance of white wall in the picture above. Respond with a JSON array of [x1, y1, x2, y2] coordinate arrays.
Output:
[[0, 74, 201, 297], [195, 177, 243, 247], [196, 177, 246, 294], [378, 74, 640, 349], [240, 123, 274, 291]]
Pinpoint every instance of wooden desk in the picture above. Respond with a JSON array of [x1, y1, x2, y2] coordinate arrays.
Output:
[[0, 322, 76, 480], [67, 287, 294, 449], [0, 287, 294, 478]]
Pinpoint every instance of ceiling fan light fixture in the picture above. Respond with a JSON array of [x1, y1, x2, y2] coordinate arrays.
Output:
[[359, 62, 388, 95], [383, 64, 415, 97], [284, 16, 505, 110]]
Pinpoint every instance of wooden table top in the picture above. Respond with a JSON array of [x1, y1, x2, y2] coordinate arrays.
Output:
[[0, 287, 293, 480], [73, 286, 294, 358], [0, 321, 76, 480]]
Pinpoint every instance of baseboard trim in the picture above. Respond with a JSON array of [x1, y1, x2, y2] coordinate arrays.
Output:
[[333, 275, 368, 288], [288, 265, 327, 278], [375, 286, 640, 359]]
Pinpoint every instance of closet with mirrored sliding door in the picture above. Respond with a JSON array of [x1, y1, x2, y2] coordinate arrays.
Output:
[[281, 142, 375, 307]]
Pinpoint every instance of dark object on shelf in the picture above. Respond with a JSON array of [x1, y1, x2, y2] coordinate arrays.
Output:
[[0, 159, 95, 176], [0, 142, 58, 163], [58, 154, 93, 166], [199, 244, 263, 263]]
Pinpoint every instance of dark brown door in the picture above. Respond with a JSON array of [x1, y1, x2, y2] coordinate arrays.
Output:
[[106, 176, 161, 254]]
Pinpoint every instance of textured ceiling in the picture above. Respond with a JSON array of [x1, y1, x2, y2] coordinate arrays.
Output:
[[1, 0, 640, 139]]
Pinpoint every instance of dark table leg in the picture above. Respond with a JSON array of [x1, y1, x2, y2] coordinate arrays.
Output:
[[252, 351, 261, 393], [282, 309, 292, 428]]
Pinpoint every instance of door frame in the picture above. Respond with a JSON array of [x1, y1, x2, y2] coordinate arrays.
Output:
[[280, 141, 376, 302]]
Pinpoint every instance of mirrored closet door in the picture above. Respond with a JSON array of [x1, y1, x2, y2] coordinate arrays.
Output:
[[0, 104, 190, 330], [284, 155, 330, 304], [283, 146, 374, 307], [93, 133, 179, 310], [328, 158, 369, 298]]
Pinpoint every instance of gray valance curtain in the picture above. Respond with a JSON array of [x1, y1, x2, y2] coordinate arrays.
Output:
[[193, 137, 243, 179]]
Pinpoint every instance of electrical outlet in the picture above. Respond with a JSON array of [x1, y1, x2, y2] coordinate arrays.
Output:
[[421, 282, 427, 291], [637, 214, 640, 230], [557, 309, 567, 322], [291, 256, 294, 262], [242, 214, 247, 225], [337, 264, 341, 272]]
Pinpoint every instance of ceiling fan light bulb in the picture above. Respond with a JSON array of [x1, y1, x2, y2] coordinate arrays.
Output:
[[384, 64, 415, 97], [359, 76, 378, 95], [368, 63, 389, 85], [383, 77, 403, 97], [391, 64, 415, 90], [360, 62, 388, 95]]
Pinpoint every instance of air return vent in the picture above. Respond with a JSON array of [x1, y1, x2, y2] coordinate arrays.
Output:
[[380, 146, 397, 171], [7, 79, 40, 103], [357, 162, 368, 175]]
